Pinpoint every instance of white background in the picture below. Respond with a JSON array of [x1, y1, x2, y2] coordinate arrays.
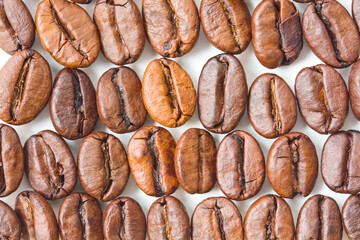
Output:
[[0, 0, 357, 239]]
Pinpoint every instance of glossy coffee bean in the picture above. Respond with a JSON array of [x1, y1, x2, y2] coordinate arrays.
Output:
[[198, 54, 247, 133], [0, 200, 21, 239], [127, 126, 178, 197], [349, 59, 360, 120], [217, 131, 265, 200], [342, 194, 360, 240]]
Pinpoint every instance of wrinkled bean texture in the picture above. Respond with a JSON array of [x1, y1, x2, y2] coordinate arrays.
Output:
[[0, 200, 21, 240], [342, 194, 360, 240], [349, 59, 360, 120]]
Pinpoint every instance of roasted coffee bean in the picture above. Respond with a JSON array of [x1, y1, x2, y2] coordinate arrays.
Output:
[[174, 128, 216, 194], [94, 0, 145, 65], [322, 130, 360, 194], [0, 49, 52, 125], [294, 0, 314, 2], [147, 196, 190, 240], [349, 59, 360, 120], [127, 126, 178, 197], [78, 132, 129, 202], [342, 194, 360, 240], [72, 0, 92, 4], [217, 130, 265, 200], [0, 200, 21, 239], [15, 191, 59, 240], [103, 197, 146, 240], [295, 64, 349, 134], [354, 0, 360, 30], [50, 68, 98, 140], [192, 197, 243, 240], [198, 54, 247, 133], [142, 59, 196, 128], [0, 0, 35, 55], [97, 67, 147, 134], [24, 130, 77, 200], [244, 195, 295, 240], [200, 0, 251, 54], [248, 73, 297, 138], [303, 0, 360, 68], [142, 0, 199, 58], [59, 192, 103, 240], [36, 0, 100, 68], [296, 194, 342, 240]]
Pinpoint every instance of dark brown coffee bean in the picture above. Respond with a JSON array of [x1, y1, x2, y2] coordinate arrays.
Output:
[[303, 0, 360, 68], [248, 73, 297, 138], [97, 67, 147, 134], [322, 130, 360, 194], [349, 59, 360, 120], [59, 192, 103, 240], [0, 200, 21, 239], [0, 0, 35, 55], [174, 128, 216, 194], [147, 196, 190, 240], [142, 59, 196, 128], [217, 130, 265, 200], [252, 0, 303, 69], [50, 68, 98, 140], [244, 195, 295, 240], [103, 197, 146, 240], [295, 64, 349, 134], [342, 194, 360, 240], [0, 49, 52, 125], [127, 126, 178, 197], [15, 191, 59, 240], [36, 0, 100, 68], [296, 195, 342, 240], [200, 0, 251, 54], [24, 130, 77, 200], [142, 0, 200, 57], [192, 197, 243, 240], [198, 54, 247, 133], [78, 132, 129, 202]]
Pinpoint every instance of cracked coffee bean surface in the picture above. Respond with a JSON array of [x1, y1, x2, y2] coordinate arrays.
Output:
[[342, 194, 360, 240]]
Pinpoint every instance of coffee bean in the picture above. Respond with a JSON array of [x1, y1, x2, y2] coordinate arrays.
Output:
[[198, 54, 247, 133], [59, 192, 103, 240], [0, 0, 35, 55], [294, 0, 314, 3], [78, 132, 129, 202], [142, 59, 196, 128], [248, 73, 297, 138], [354, 0, 360, 30], [296, 194, 342, 240], [217, 130, 265, 200], [50, 68, 98, 140], [97, 67, 147, 134], [192, 197, 243, 240], [0, 200, 21, 239], [342, 194, 360, 240], [15, 191, 59, 240], [127, 126, 178, 197], [36, 0, 100, 68], [174, 128, 216, 194], [142, 0, 199, 57], [349, 59, 360, 120], [147, 196, 190, 240], [303, 0, 360, 68], [72, 0, 92, 4], [295, 64, 349, 134], [103, 197, 146, 240], [24, 130, 77, 200]]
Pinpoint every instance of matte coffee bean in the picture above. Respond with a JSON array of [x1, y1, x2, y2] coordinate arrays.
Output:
[[24, 130, 77, 200], [142, 0, 199, 58], [142, 59, 196, 128], [349, 59, 360, 120], [0, 0, 35, 55], [50, 68, 98, 140], [0, 200, 21, 239], [192, 197, 243, 240], [103, 197, 146, 240], [198, 54, 247, 133], [36, 0, 100, 68], [217, 130, 265, 200], [174, 128, 216, 194], [97, 67, 147, 134], [342, 194, 360, 240], [244, 195, 295, 240], [303, 0, 360, 68], [147, 196, 190, 240], [296, 195, 342, 240], [78, 132, 129, 202], [0, 49, 52, 125], [252, 0, 303, 68], [295, 64, 349, 134], [200, 0, 251, 54], [248, 73, 297, 138], [127, 126, 178, 197]]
